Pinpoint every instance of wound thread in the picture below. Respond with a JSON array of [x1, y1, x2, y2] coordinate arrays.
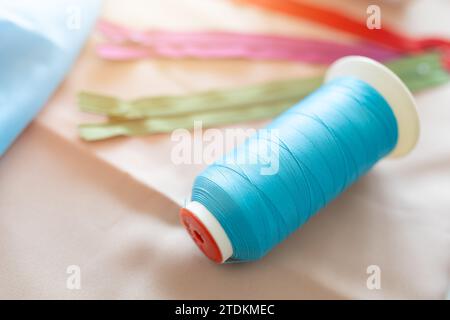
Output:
[[191, 77, 398, 261]]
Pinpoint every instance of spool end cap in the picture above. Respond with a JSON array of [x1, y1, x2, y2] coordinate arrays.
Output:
[[326, 56, 420, 157], [180, 207, 223, 263]]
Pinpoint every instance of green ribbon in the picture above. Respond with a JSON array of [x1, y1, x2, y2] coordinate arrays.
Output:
[[78, 77, 322, 119], [79, 52, 449, 141]]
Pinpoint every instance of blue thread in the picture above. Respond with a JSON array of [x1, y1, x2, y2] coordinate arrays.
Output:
[[191, 77, 398, 262]]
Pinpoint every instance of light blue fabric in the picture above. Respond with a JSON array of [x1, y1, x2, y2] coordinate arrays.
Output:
[[0, 0, 100, 156]]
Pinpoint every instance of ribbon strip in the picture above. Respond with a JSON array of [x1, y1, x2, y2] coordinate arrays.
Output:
[[235, 0, 450, 68], [96, 20, 399, 63], [78, 77, 322, 119], [79, 99, 296, 141], [78, 53, 449, 141]]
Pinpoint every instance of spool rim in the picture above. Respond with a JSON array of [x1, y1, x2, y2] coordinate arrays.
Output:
[[180, 201, 233, 263], [325, 56, 420, 157]]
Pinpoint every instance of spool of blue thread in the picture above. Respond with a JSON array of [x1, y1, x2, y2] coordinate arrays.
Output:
[[180, 56, 420, 263]]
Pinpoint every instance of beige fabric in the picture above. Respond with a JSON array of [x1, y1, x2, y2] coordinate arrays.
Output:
[[0, 0, 449, 299]]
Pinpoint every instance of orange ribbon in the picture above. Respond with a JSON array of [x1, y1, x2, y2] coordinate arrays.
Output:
[[235, 0, 450, 68]]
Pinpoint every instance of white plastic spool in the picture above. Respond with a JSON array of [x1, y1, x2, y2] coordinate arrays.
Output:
[[180, 56, 420, 263], [326, 56, 420, 158]]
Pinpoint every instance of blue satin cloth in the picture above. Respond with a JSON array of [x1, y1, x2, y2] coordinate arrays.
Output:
[[0, 0, 100, 156]]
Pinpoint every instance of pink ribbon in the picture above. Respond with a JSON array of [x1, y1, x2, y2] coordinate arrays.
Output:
[[96, 20, 400, 64]]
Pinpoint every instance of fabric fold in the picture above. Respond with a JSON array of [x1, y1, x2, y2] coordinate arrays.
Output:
[[0, 0, 101, 156]]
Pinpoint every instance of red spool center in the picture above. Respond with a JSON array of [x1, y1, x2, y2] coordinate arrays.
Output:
[[179, 207, 223, 263]]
